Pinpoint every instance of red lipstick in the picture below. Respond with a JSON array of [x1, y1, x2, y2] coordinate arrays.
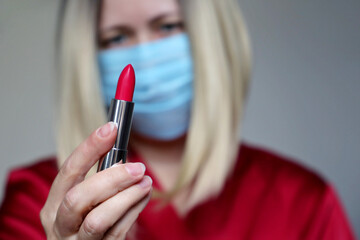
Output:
[[98, 64, 136, 171], [115, 64, 135, 101]]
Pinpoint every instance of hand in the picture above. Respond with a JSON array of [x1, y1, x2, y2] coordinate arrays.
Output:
[[40, 122, 152, 239]]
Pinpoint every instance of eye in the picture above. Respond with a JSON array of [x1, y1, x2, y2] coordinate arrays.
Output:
[[99, 34, 128, 48], [109, 34, 127, 44], [106, 34, 127, 45], [159, 22, 183, 34]]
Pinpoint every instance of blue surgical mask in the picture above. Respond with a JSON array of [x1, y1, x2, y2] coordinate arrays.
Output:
[[98, 33, 194, 140]]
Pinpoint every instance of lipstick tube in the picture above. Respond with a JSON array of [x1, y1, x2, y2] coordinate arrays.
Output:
[[97, 100, 134, 171], [97, 64, 136, 171]]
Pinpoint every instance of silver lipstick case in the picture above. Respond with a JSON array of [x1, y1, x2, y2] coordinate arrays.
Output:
[[97, 99, 134, 171]]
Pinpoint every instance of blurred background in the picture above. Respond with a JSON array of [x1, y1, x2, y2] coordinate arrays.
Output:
[[0, 0, 359, 237]]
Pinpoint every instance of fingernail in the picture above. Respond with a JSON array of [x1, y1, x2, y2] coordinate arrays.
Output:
[[110, 162, 121, 168], [139, 176, 152, 188], [97, 122, 116, 138], [124, 163, 146, 176]]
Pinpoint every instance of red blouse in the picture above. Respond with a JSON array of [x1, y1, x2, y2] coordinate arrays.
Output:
[[0, 144, 355, 239]]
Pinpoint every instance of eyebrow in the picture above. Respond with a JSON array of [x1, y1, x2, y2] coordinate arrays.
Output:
[[100, 11, 181, 34], [99, 25, 132, 35], [150, 13, 179, 24]]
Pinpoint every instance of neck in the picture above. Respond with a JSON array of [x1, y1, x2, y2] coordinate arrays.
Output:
[[129, 132, 186, 191], [129, 132, 186, 162]]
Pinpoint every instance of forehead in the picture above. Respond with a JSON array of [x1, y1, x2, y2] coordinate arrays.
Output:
[[99, 0, 180, 29]]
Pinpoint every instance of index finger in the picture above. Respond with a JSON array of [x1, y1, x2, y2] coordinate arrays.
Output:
[[47, 122, 118, 206]]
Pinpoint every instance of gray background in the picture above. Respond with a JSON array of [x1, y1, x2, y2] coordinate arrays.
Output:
[[0, 0, 359, 237]]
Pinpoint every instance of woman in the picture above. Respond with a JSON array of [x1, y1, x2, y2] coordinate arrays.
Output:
[[0, 0, 355, 239]]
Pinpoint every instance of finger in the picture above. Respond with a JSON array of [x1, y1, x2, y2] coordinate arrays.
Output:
[[104, 192, 152, 240], [49, 122, 117, 204], [55, 162, 146, 236], [78, 176, 153, 240], [41, 122, 117, 232]]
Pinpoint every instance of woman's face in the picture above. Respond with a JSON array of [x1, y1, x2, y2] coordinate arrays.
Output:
[[98, 0, 184, 49]]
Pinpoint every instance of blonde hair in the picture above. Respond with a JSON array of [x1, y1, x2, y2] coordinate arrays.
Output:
[[57, 0, 251, 212]]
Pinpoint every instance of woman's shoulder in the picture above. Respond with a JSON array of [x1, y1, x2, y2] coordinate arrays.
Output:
[[235, 142, 329, 200], [5, 156, 58, 186], [1, 156, 58, 204], [230, 143, 355, 238], [0, 157, 58, 239]]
